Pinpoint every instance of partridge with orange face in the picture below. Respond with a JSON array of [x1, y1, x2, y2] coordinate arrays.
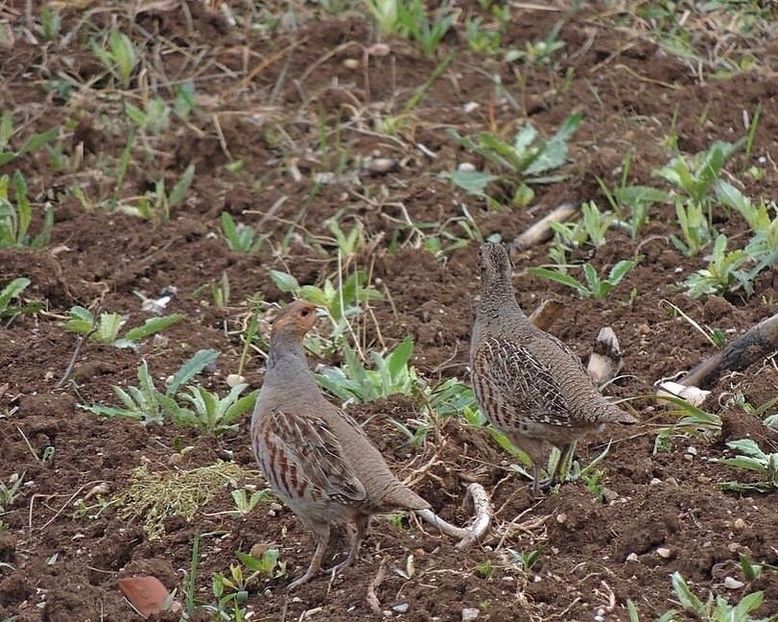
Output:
[[251, 301, 430, 589], [470, 243, 637, 497]]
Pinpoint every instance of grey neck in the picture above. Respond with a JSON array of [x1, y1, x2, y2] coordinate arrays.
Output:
[[477, 277, 526, 320], [264, 331, 319, 395]]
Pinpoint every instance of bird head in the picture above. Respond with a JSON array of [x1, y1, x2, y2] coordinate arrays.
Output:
[[271, 301, 318, 340], [477, 242, 512, 285]]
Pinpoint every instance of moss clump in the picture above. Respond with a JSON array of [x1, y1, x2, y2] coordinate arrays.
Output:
[[114, 461, 245, 539]]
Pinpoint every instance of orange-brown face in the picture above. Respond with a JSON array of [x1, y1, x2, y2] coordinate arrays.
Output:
[[271, 300, 318, 337]]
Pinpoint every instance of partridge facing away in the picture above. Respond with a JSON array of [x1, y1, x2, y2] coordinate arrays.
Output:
[[251, 301, 430, 589], [470, 243, 637, 497]]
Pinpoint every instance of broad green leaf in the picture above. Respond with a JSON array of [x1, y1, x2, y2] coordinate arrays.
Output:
[[448, 169, 498, 195], [169, 164, 195, 208], [387, 336, 414, 381], [124, 314, 183, 342], [528, 267, 588, 295], [166, 349, 220, 396], [0, 277, 30, 312], [671, 572, 705, 614], [269, 270, 299, 294], [97, 312, 125, 343], [17, 127, 58, 156], [614, 185, 670, 207], [65, 306, 94, 334]]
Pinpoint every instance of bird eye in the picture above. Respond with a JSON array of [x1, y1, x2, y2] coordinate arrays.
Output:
[[300, 308, 311, 317]]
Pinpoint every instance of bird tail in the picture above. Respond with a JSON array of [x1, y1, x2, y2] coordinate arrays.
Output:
[[381, 482, 431, 511], [599, 399, 639, 425]]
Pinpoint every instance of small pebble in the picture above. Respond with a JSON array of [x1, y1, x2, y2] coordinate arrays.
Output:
[[649, 477, 662, 486], [364, 158, 399, 175], [463, 102, 479, 113], [656, 547, 672, 559], [733, 518, 746, 531], [638, 323, 650, 334], [602, 488, 619, 502], [226, 374, 245, 388], [457, 162, 476, 172], [687, 446, 697, 456], [342, 58, 360, 69], [724, 577, 744, 590], [392, 603, 409, 614], [556, 513, 567, 524], [626, 553, 639, 562], [461, 608, 479, 622]]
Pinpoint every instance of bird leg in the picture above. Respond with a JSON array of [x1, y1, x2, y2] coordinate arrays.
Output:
[[288, 522, 330, 590], [324, 514, 368, 577]]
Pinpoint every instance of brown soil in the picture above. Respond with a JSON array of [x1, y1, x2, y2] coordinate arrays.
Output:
[[1, 2, 777, 621]]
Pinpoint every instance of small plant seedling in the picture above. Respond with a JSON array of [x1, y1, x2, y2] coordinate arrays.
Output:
[[507, 548, 540, 571], [125, 98, 170, 134], [0, 115, 58, 167], [365, 0, 454, 57], [323, 217, 365, 259], [0, 172, 53, 248], [208, 550, 287, 616], [684, 234, 750, 298], [669, 571, 768, 622], [175, 383, 259, 435], [0, 277, 32, 320], [220, 212, 267, 253], [716, 438, 778, 493], [91, 29, 138, 87], [529, 259, 638, 300], [448, 112, 582, 207], [120, 164, 196, 222], [0, 473, 24, 515], [229, 488, 271, 517], [65, 306, 183, 349], [653, 395, 721, 454]]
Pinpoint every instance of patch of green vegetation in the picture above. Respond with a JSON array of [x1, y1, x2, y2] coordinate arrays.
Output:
[[64, 306, 183, 348], [653, 396, 722, 454], [0, 277, 36, 322], [529, 259, 638, 300], [365, 0, 454, 57], [317, 335, 419, 403], [448, 112, 582, 207], [80, 349, 257, 434], [627, 571, 772, 622], [0, 172, 53, 248], [220, 212, 267, 253], [0, 473, 24, 531], [716, 438, 778, 493]]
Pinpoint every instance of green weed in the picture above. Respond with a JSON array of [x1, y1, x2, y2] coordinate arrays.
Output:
[[65, 306, 183, 349], [0, 172, 53, 248]]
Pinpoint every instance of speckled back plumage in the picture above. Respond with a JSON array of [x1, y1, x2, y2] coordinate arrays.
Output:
[[470, 243, 636, 449]]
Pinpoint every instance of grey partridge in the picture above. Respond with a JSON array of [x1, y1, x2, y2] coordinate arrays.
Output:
[[251, 301, 430, 589], [470, 243, 637, 497]]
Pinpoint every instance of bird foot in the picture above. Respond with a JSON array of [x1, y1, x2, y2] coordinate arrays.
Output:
[[322, 555, 355, 578], [286, 570, 316, 591]]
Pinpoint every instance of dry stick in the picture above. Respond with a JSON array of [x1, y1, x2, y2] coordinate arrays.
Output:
[[511, 203, 578, 251], [416, 483, 492, 549], [680, 311, 778, 389], [366, 557, 387, 615], [55, 328, 98, 389]]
